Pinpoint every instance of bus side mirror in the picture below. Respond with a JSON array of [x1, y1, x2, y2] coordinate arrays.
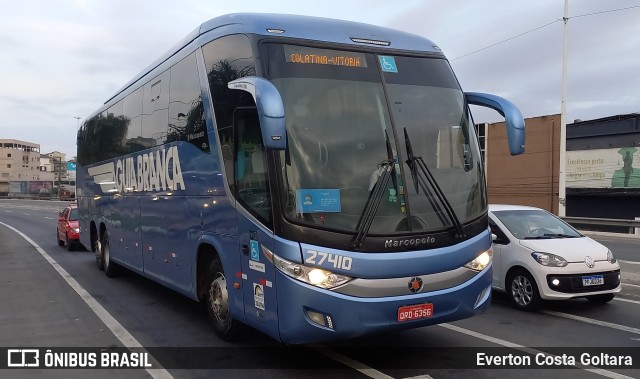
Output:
[[465, 92, 525, 156], [228, 77, 287, 150]]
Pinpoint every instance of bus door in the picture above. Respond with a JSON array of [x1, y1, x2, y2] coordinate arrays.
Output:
[[233, 107, 279, 339]]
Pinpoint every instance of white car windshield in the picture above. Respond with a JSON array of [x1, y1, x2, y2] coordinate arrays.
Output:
[[492, 209, 582, 239]]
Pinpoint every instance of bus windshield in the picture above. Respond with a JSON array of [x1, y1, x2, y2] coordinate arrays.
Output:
[[266, 44, 485, 235]]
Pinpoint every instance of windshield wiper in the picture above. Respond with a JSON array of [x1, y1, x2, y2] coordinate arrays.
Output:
[[542, 233, 579, 238], [351, 132, 395, 249], [403, 128, 465, 238]]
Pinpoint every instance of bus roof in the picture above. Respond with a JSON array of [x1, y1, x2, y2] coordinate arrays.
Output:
[[105, 13, 442, 106]]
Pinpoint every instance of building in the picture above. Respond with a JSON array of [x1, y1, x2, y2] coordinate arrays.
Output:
[[565, 114, 640, 220], [480, 114, 561, 213], [0, 139, 49, 196], [481, 113, 640, 223]]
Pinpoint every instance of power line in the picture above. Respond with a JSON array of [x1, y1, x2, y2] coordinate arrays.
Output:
[[451, 5, 640, 61], [571, 4, 640, 19], [452, 19, 562, 61]]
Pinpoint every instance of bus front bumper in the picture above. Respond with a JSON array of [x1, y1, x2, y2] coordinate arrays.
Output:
[[275, 266, 492, 344]]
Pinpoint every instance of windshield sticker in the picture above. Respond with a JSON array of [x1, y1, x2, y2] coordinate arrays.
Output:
[[379, 56, 398, 73], [296, 189, 341, 213]]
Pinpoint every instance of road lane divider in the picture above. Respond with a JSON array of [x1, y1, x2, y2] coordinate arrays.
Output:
[[313, 345, 397, 379], [0, 221, 173, 379], [541, 310, 640, 336]]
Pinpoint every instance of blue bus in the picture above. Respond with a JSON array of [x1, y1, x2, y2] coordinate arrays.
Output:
[[76, 13, 525, 344]]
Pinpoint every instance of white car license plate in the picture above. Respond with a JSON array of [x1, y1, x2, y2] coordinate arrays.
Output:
[[582, 275, 604, 286]]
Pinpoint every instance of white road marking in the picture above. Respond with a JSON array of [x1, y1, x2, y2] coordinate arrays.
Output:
[[4, 210, 11, 212], [23, 213, 31, 215], [43, 216, 53, 220], [615, 297, 640, 305], [541, 310, 640, 336], [440, 323, 634, 379], [313, 345, 396, 379], [622, 282, 640, 288], [400, 375, 434, 379], [0, 221, 173, 379], [619, 260, 640, 265]]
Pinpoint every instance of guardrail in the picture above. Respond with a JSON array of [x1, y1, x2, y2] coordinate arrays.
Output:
[[562, 216, 640, 234]]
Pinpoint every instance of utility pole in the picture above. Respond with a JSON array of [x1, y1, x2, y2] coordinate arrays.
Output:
[[558, 0, 569, 217]]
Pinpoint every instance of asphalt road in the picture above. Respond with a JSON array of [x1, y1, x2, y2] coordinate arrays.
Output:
[[1, 199, 639, 379]]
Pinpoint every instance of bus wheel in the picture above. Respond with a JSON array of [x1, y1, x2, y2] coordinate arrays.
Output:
[[206, 258, 242, 341], [102, 233, 118, 278], [95, 238, 104, 271]]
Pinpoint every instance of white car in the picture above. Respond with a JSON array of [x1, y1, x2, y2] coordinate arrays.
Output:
[[488, 204, 621, 311]]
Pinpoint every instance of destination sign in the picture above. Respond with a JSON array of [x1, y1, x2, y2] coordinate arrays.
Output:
[[284, 45, 367, 68]]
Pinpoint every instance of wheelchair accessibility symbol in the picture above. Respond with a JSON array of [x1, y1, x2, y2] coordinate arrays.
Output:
[[250, 240, 260, 261], [379, 56, 398, 73]]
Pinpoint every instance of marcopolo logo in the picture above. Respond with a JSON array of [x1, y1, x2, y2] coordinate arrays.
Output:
[[385, 237, 436, 248], [88, 146, 185, 194]]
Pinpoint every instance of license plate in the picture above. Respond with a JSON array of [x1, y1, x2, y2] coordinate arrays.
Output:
[[582, 275, 604, 286], [397, 303, 433, 322]]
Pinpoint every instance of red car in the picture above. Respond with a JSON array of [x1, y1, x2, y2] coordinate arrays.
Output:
[[57, 203, 80, 251]]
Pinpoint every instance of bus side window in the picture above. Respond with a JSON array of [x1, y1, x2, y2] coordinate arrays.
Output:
[[234, 107, 272, 226]]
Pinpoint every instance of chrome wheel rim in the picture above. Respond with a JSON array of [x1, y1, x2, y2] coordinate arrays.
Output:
[[511, 275, 533, 307], [209, 273, 229, 325]]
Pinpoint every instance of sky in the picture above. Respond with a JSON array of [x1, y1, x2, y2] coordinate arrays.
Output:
[[1, 0, 639, 159]]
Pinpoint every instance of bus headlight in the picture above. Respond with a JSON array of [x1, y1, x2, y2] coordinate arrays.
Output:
[[273, 254, 352, 289], [464, 249, 493, 271]]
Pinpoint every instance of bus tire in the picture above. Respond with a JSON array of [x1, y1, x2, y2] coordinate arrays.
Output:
[[102, 232, 118, 278], [206, 258, 242, 341], [95, 237, 104, 271]]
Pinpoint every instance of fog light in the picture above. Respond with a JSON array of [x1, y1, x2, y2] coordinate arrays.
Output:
[[552, 279, 560, 286], [305, 310, 334, 329]]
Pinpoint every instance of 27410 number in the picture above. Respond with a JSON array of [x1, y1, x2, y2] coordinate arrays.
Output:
[[305, 250, 353, 271]]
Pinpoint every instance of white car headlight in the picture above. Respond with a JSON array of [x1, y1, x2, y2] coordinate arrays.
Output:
[[272, 254, 352, 289], [464, 249, 493, 271], [607, 250, 616, 264], [531, 252, 567, 267], [74, 228, 80, 233]]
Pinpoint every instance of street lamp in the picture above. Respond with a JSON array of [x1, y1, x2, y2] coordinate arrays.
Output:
[[74, 116, 81, 129]]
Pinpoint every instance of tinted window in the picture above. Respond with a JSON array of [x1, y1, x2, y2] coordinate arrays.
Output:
[[69, 208, 78, 221], [142, 70, 170, 146], [235, 108, 271, 225], [123, 87, 145, 151], [167, 53, 208, 151], [202, 34, 256, 191]]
